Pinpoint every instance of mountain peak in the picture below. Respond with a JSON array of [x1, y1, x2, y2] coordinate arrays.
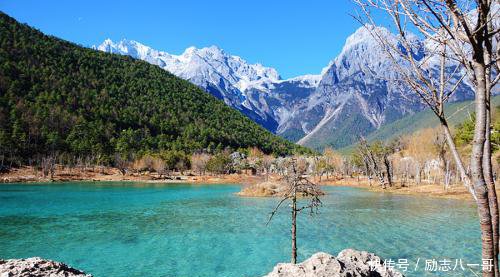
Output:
[[96, 38, 157, 59], [342, 24, 422, 56], [102, 38, 114, 45], [342, 24, 393, 54], [204, 45, 224, 53], [94, 38, 115, 51]]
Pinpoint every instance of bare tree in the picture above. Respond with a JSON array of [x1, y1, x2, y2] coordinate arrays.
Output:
[[262, 155, 275, 181], [267, 159, 323, 264], [41, 155, 55, 179], [352, 1, 499, 275], [191, 153, 210, 175], [114, 153, 128, 175], [444, 159, 453, 190], [152, 157, 166, 177], [433, 127, 450, 186], [323, 147, 343, 180], [357, 139, 394, 188]]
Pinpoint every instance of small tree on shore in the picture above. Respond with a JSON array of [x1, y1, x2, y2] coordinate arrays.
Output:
[[267, 159, 323, 264], [323, 147, 343, 180], [41, 155, 56, 179], [356, 139, 394, 188], [206, 151, 232, 175], [191, 153, 210, 175], [261, 155, 275, 181]]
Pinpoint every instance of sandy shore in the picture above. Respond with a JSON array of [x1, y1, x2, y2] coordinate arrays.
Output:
[[0, 166, 264, 186], [0, 166, 484, 201]]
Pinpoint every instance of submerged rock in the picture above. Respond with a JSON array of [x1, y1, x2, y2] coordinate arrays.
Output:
[[0, 257, 92, 277], [263, 249, 404, 277]]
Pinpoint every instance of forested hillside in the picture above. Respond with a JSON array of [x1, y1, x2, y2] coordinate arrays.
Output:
[[364, 96, 500, 144], [0, 12, 308, 166], [338, 96, 500, 153]]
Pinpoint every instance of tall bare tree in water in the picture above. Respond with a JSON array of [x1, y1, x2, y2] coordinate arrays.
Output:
[[267, 159, 323, 264], [352, 1, 499, 276]]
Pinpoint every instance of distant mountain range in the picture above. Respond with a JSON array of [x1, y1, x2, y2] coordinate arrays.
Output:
[[96, 40, 321, 132], [96, 25, 476, 151]]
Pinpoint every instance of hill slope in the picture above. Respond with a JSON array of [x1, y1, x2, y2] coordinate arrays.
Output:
[[338, 96, 500, 153], [0, 12, 308, 165]]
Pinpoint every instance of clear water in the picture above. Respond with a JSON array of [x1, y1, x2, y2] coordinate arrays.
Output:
[[0, 182, 481, 276]]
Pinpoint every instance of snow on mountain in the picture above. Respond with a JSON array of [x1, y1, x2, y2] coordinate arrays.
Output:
[[96, 39, 317, 132], [96, 24, 475, 150], [284, 25, 473, 149]]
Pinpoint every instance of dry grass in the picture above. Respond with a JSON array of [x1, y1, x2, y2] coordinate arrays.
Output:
[[237, 181, 284, 197], [319, 176, 478, 201]]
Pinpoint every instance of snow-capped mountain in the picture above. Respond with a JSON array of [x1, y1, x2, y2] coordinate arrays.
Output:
[[96, 39, 319, 131], [96, 24, 475, 150], [284, 25, 473, 149]]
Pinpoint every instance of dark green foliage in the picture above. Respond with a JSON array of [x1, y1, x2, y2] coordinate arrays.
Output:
[[0, 12, 309, 166], [206, 152, 232, 174], [280, 129, 306, 143], [455, 105, 500, 152], [301, 105, 376, 152], [159, 150, 191, 171], [454, 114, 475, 147]]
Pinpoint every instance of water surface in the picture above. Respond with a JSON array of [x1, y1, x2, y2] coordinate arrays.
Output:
[[0, 182, 481, 276]]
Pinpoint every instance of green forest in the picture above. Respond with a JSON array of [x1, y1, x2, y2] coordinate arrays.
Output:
[[0, 12, 310, 167]]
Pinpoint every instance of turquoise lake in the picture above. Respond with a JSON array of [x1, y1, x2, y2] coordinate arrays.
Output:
[[0, 182, 482, 276]]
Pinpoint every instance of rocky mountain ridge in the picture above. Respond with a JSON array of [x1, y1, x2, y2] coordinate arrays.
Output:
[[96, 39, 320, 132], [97, 25, 475, 150]]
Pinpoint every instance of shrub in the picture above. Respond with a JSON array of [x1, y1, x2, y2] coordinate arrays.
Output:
[[206, 152, 232, 175]]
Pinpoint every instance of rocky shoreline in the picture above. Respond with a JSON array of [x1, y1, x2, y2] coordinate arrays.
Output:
[[263, 249, 403, 277], [1, 250, 402, 277], [0, 257, 92, 277]]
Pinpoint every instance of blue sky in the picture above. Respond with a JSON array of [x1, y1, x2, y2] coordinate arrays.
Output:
[[1, 0, 367, 78]]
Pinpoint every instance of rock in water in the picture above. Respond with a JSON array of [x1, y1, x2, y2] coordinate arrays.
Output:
[[263, 249, 404, 277], [0, 257, 92, 277]]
